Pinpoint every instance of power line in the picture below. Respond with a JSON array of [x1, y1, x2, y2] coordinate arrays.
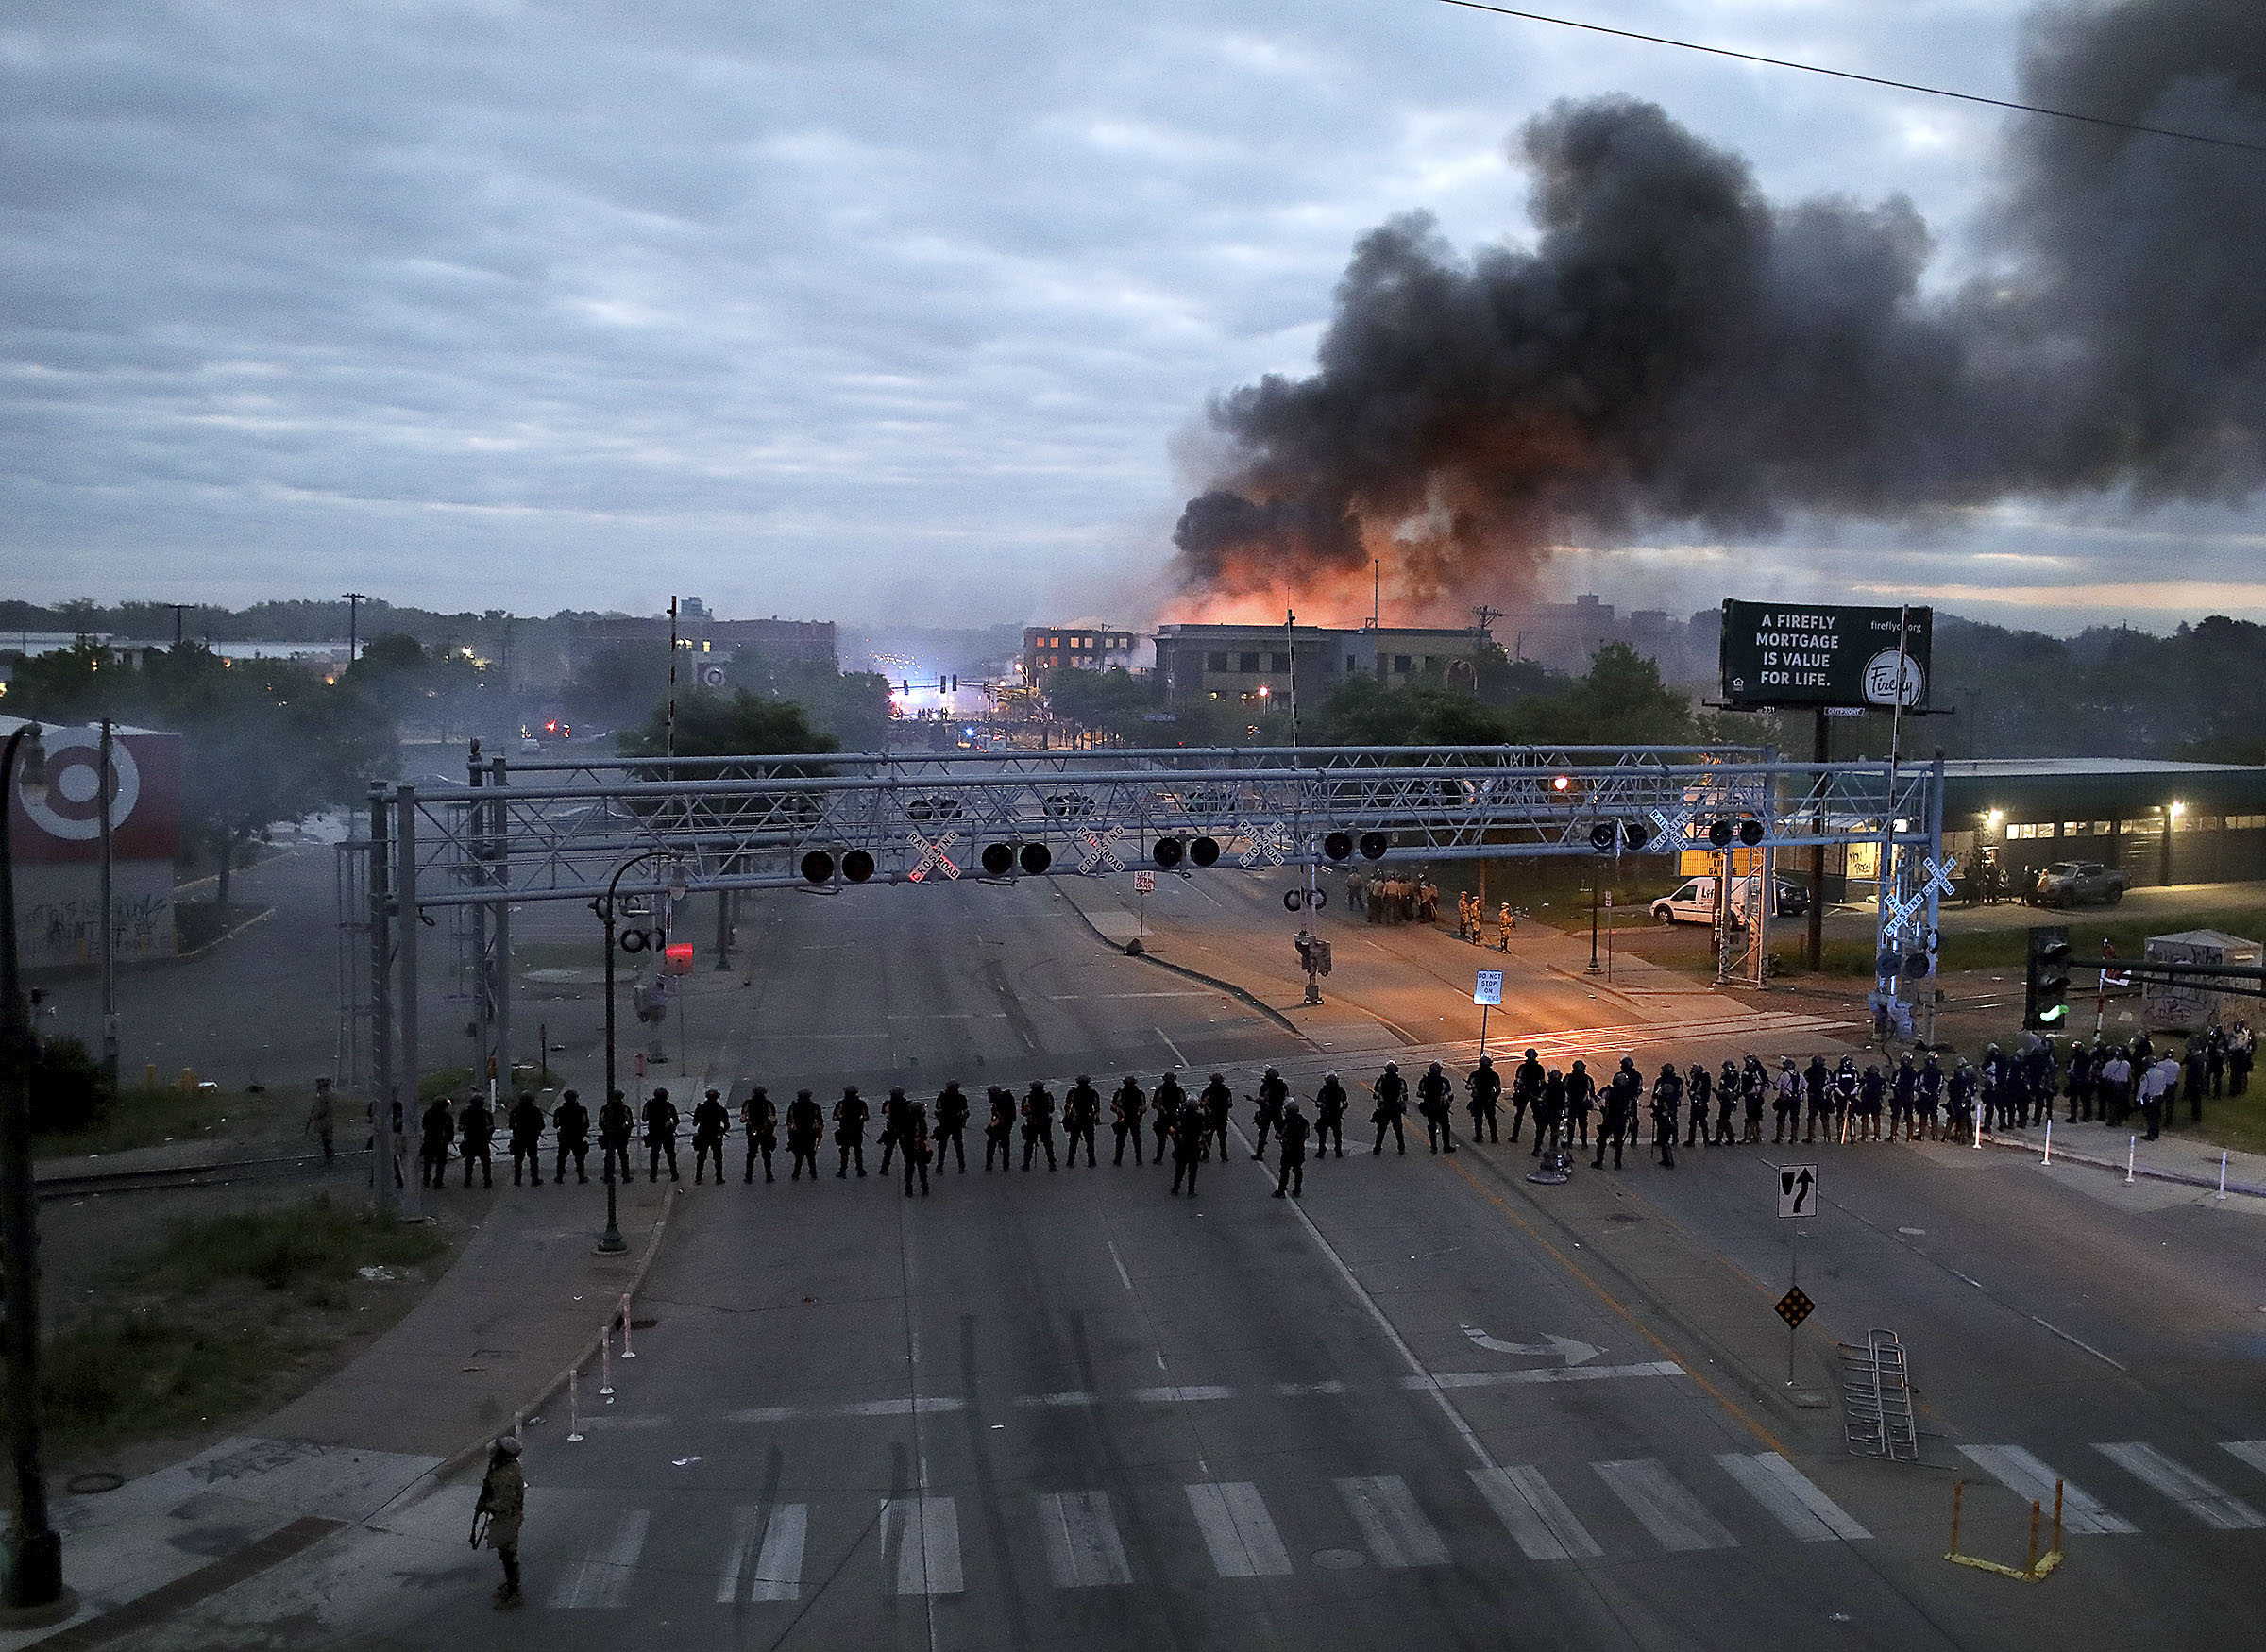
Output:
[[1433, 0, 2266, 159]]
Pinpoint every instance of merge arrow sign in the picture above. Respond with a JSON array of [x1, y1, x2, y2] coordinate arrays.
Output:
[[1778, 1164, 1818, 1218]]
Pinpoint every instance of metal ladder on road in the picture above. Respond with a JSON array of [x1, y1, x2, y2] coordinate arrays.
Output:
[[1839, 1329, 1919, 1461]]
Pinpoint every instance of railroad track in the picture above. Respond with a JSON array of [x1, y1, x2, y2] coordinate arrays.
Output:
[[35, 1150, 364, 1201]]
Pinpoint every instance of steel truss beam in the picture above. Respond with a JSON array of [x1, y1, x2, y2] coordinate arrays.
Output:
[[391, 746, 1938, 907]]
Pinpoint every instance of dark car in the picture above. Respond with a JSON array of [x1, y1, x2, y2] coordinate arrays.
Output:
[[2031, 860, 2128, 906]]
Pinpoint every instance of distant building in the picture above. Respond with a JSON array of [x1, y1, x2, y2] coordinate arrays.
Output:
[[574, 608, 838, 670], [1152, 622, 1497, 705], [1496, 595, 1716, 683], [1023, 625, 1138, 682]]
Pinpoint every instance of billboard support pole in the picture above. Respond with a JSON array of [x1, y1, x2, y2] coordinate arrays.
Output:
[[1807, 709, 1827, 973]]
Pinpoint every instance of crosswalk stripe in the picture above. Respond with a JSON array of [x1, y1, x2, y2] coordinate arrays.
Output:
[[1469, 1466, 1601, 1561], [2221, 1441, 2266, 1480], [880, 1496, 963, 1595], [717, 1506, 761, 1605], [752, 1503, 809, 1601], [715, 1503, 807, 1603], [1595, 1459, 1737, 1552], [548, 1509, 650, 1609], [2094, 1443, 2266, 1530], [1038, 1492, 1133, 1588], [1335, 1475, 1449, 1569], [1957, 1446, 2137, 1535], [1716, 1454, 1870, 1542], [1185, 1482, 1294, 1577]]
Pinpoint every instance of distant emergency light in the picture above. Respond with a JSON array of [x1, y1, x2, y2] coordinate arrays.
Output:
[[662, 942, 696, 976]]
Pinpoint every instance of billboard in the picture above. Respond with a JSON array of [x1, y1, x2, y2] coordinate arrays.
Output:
[[1718, 602, 1932, 712]]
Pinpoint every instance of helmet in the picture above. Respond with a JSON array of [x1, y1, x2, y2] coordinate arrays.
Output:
[[1428, 1063, 1443, 1075], [1210, 1073, 1224, 1083], [1385, 1062, 1399, 1073], [1781, 1056, 1795, 1069], [1525, 1048, 1539, 1060], [1325, 1070, 1338, 1080], [1478, 1055, 1494, 1068], [1076, 1074, 1090, 1084], [707, 1088, 721, 1100], [494, 1436, 522, 1459], [1265, 1067, 1278, 1078]]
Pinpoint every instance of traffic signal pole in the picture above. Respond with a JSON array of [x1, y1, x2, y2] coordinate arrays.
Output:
[[1806, 708, 1827, 973]]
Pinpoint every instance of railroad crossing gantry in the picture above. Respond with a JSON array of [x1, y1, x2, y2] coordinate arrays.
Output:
[[344, 744, 1946, 1207]]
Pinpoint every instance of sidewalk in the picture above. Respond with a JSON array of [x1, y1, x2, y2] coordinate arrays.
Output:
[[5, 1176, 676, 1650], [1977, 1113, 2266, 1201]]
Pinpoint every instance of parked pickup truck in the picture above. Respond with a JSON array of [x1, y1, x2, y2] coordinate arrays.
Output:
[[1649, 875, 1810, 925], [2030, 860, 2128, 906]]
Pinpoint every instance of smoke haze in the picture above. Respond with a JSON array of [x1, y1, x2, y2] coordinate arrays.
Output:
[[1170, 0, 2266, 612]]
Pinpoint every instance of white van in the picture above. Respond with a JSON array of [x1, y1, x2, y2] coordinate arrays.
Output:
[[1650, 875, 1809, 925]]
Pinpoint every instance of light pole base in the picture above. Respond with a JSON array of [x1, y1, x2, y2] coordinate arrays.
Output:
[[0, 1527, 72, 1624], [0, 1588, 76, 1630], [594, 1230, 630, 1256]]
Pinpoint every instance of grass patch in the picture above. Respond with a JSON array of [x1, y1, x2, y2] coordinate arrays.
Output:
[[33, 1085, 293, 1160], [141, 1196, 448, 1296], [418, 1065, 476, 1102], [15, 1197, 452, 1458]]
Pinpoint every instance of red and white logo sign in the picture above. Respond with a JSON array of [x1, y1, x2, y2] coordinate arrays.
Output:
[[8, 724, 180, 864]]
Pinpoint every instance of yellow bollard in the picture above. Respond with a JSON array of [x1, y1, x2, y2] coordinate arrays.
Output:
[[178, 1068, 197, 1091], [144, 1063, 160, 1091]]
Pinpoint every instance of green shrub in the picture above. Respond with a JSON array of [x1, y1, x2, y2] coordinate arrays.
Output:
[[30, 1036, 113, 1136]]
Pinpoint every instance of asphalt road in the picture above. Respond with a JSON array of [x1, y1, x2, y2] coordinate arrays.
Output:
[[118, 873, 2266, 1650]]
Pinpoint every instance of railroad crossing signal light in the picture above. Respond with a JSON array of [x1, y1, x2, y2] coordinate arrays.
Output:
[[1323, 831, 1353, 862], [1019, 842, 1052, 875], [981, 842, 1017, 876], [1708, 818, 1734, 849], [1189, 835, 1221, 868], [1358, 832, 1389, 860], [1153, 837, 1185, 869], [1740, 818, 1766, 847], [800, 850, 835, 885], [1620, 819, 1649, 851], [1589, 822, 1616, 852], [2025, 925, 2072, 1028], [1550, 774, 1571, 793], [841, 849, 875, 883]]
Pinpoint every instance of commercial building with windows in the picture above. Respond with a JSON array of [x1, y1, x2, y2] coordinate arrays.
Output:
[[1938, 759, 2266, 889], [1152, 623, 1497, 705], [1023, 625, 1138, 681]]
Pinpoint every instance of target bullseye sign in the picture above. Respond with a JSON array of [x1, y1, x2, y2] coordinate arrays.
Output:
[[18, 726, 142, 842]]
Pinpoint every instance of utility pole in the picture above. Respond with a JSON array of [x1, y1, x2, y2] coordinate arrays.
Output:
[[97, 720, 117, 1091], [166, 604, 192, 649], [0, 723, 69, 1617], [666, 597, 679, 767], [343, 593, 367, 666]]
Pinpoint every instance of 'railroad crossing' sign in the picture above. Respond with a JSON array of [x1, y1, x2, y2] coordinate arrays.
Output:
[[907, 830, 961, 883], [1077, 824, 1127, 874], [1775, 1288, 1816, 1330]]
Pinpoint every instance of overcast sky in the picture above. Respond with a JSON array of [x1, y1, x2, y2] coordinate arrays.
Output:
[[3, 1, 2258, 633]]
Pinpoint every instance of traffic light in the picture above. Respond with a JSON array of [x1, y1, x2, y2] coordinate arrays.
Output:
[[2024, 925, 2072, 1028]]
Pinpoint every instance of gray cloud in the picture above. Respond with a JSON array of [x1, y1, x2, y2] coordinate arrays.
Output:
[[8, 0, 2246, 630]]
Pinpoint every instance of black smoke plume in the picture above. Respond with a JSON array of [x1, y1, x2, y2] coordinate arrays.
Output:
[[1172, 0, 2266, 604]]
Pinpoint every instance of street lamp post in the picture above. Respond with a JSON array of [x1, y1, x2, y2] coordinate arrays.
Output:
[[0, 722, 71, 1620], [594, 850, 685, 1256]]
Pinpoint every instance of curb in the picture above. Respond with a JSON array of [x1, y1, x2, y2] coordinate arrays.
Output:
[[1974, 1129, 2266, 1199], [174, 904, 277, 962], [1052, 889, 1314, 1043]]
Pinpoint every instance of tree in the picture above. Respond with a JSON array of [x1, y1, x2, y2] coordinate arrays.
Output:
[[621, 689, 836, 760]]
